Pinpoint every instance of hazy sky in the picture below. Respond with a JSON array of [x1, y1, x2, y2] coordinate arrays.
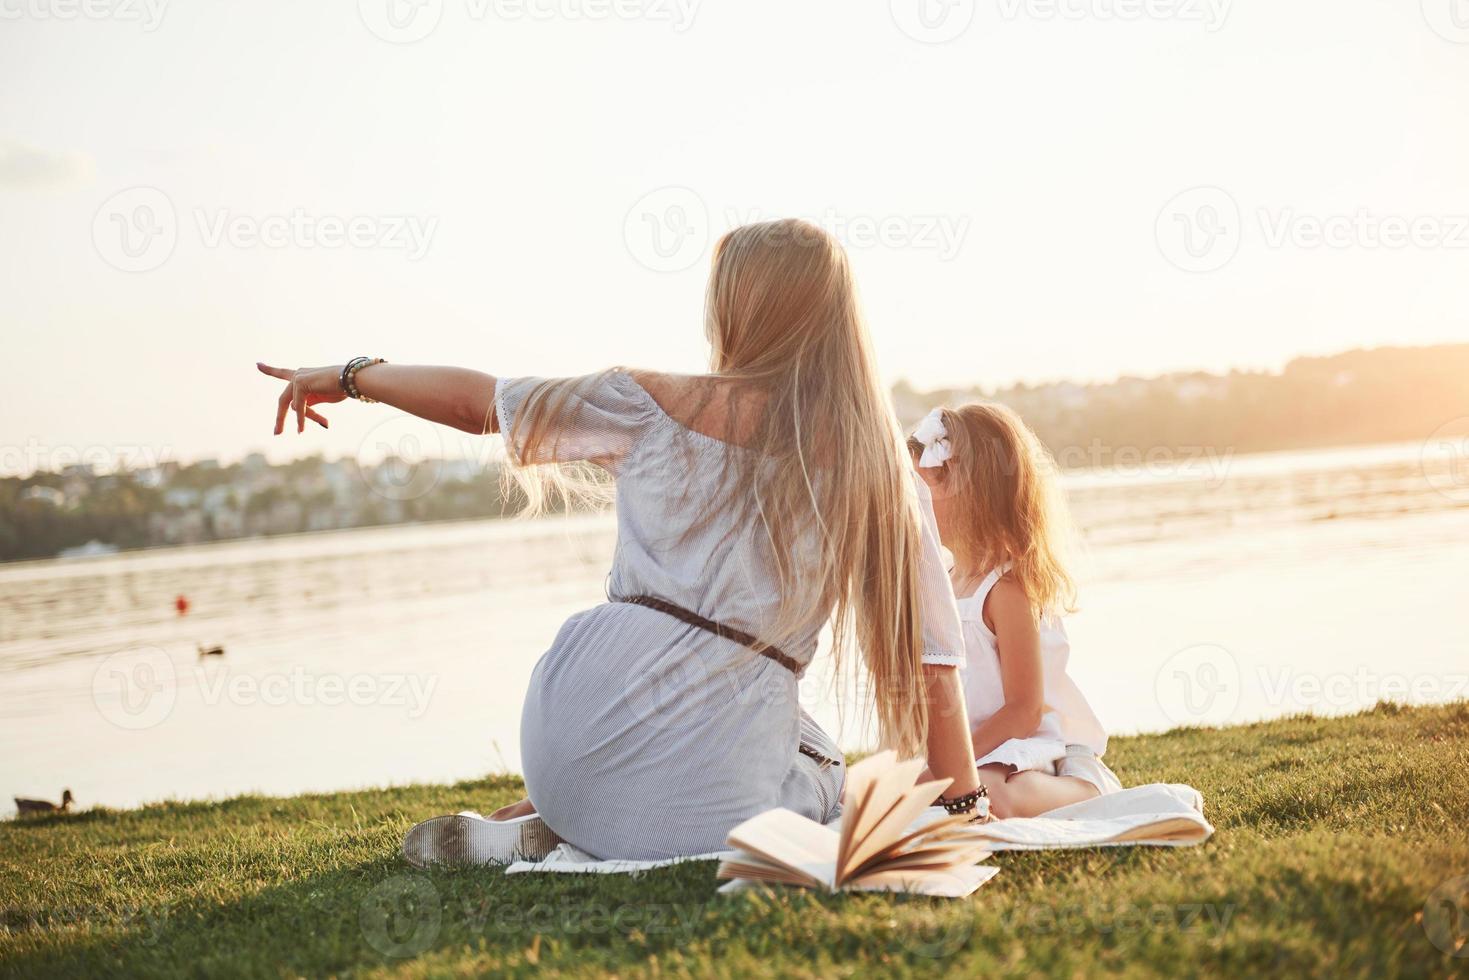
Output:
[[2, 0, 1467, 473]]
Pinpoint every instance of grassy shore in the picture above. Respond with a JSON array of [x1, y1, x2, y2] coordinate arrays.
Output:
[[3, 702, 1467, 979]]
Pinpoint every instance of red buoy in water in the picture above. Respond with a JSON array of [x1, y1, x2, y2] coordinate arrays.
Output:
[[175, 594, 190, 616]]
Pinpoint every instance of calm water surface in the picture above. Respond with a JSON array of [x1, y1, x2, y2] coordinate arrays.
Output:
[[2, 442, 1466, 815]]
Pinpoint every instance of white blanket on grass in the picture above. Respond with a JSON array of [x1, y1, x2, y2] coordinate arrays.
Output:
[[967, 783, 1212, 850], [504, 782, 1212, 876]]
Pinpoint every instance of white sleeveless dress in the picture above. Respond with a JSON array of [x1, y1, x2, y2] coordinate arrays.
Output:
[[958, 567, 1109, 772], [497, 370, 967, 860]]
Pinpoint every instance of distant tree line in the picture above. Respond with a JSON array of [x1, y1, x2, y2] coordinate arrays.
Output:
[[3, 343, 1466, 562], [897, 343, 1469, 462]]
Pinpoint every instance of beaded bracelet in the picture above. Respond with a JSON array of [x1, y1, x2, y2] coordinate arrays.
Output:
[[339, 357, 367, 396], [937, 784, 989, 816], [340, 357, 386, 403]]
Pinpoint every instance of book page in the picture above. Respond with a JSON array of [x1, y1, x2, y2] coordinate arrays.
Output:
[[724, 807, 840, 890], [717, 852, 813, 887], [835, 753, 884, 873], [836, 751, 906, 861], [850, 812, 983, 879], [836, 755, 945, 882], [841, 777, 957, 880], [863, 840, 991, 874]]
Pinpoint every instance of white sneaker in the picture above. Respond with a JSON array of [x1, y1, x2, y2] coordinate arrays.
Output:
[[401, 810, 560, 868]]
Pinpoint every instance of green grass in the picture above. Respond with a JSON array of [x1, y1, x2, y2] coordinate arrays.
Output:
[[3, 703, 1468, 979]]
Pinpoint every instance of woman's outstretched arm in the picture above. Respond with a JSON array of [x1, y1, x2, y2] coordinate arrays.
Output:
[[256, 362, 498, 436], [923, 663, 982, 797], [906, 469, 982, 798]]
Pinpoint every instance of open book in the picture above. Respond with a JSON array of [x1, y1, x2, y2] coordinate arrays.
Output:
[[716, 751, 997, 898]]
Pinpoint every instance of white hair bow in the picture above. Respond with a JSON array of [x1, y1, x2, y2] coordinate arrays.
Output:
[[912, 408, 952, 468]]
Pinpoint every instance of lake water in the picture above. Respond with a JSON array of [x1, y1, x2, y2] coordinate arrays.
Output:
[[3, 441, 1467, 816]]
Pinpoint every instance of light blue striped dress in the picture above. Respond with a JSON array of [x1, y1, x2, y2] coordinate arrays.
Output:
[[498, 370, 964, 860]]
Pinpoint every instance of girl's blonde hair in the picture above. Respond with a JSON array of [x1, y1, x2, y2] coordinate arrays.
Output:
[[909, 403, 1077, 617], [503, 219, 933, 755]]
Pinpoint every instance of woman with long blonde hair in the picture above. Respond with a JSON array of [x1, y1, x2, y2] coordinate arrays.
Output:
[[257, 218, 981, 861]]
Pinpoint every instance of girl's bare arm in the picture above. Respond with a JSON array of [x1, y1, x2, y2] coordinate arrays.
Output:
[[969, 577, 1047, 759]]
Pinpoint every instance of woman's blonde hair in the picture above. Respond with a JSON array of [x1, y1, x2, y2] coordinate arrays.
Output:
[[503, 218, 933, 755], [909, 403, 1077, 617]]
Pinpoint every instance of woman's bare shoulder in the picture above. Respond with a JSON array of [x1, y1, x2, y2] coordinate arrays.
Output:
[[624, 369, 764, 446], [624, 369, 701, 408]]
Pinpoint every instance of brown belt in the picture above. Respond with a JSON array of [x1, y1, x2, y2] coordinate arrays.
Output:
[[617, 595, 802, 675]]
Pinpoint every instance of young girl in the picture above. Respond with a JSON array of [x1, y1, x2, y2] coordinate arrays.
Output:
[[910, 403, 1121, 819]]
